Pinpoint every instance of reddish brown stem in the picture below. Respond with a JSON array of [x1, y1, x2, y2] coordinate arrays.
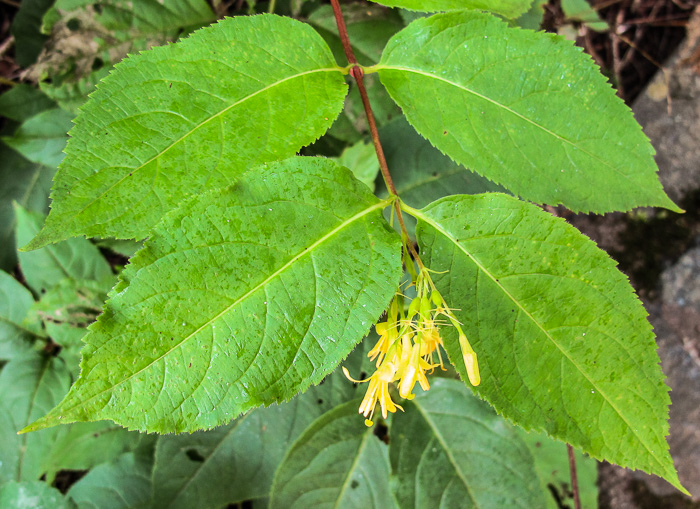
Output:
[[329, 0, 398, 198], [394, 201, 423, 268], [330, 0, 357, 65], [567, 444, 582, 509]]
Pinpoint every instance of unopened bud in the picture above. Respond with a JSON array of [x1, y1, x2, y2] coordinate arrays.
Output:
[[458, 333, 480, 386], [463, 351, 480, 386]]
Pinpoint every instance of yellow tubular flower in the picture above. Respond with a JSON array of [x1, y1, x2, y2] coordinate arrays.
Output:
[[368, 321, 395, 366], [348, 269, 482, 425], [344, 360, 403, 426], [419, 321, 445, 371]]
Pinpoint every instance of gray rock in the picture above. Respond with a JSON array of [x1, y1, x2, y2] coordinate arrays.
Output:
[[634, 247, 700, 500], [633, 12, 700, 204]]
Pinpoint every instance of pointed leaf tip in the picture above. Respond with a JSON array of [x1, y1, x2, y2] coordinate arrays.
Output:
[[19, 233, 51, 252]]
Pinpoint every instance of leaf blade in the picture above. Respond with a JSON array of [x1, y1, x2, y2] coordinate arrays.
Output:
[[410, 193, 683, 491], [15, 204, 113, 294], [26, 14, 348, 249], [0, 271, 42, 360], [270, 400, 396, 509], [23, 157, 402, 434], [367, 0, 532, 18], [0, 352, 71, 482], [389, 379, 545, 508], [378, 11, 678, 213]]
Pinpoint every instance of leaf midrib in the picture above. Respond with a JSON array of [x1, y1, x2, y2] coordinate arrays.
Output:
[[18, 357, 51, 481], [376, 65, 644, 193], [412, 206, 667, 472], [42, 199, 391, 425], [333, 429, 372, 509], [69, 67, 342, 223], [412, 400, 480, 509]]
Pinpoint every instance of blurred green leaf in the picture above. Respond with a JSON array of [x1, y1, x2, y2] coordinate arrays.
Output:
[[520, 429, 598, 509], [66, 451, 153, 509], [44, 322, 86, 376], [379, 117, 505, 208], [0, 148, 55, 271], [513, 0, 546, 29], [0, 480, 72, 509], [11, 0, 54, 67], [0, 271, 43, 361], [335, 139, 380, 191], [0, 85, 56, 124], [390, 379, 545, 508], [15, 205, 113, 294], [308, 3, 404, 66], [42, 422, 142, 485], [94, 239, 142, 259], [561, 0, 608, 31], [271, 400, 396, 509], [0, 352, 71, 482], [30, 278, 112, 327], [2, 109, 74, 168]]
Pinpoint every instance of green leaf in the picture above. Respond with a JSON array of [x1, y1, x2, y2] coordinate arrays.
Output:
[[368, 0, 532, 19], [152, 405, 298, 508], [39, 68, 111, 116], [334, 140, 380, 191], [94, 239, 142, 259], [0, 481, 72, 509], [24, 157, 402, 434], [513, 0, 546, 29], [66, 451, 153, 509], [42, 422, 142, 485], [0, 352, 71, 482], [15, 205, 113, 294], [410, 193, 684, 491], [43, 0, 215, 36], [11, 0, 53, 67], [151, 339, 375, 508], [0, 147, 55, 271], [561, 0, 608, 32], [519, 429, 598, 509], [44, 322, 86, 376], [390, 379, 545, 508], [379, 116, 505, 208], [26, 14, 348, 249], [270, 400, 396, 509], [0, 271, 43, 361], [377, 11, 678, 213], [0, 85, 56, 124], [1, 109, 74, 168], [29, 278, 113, 327]]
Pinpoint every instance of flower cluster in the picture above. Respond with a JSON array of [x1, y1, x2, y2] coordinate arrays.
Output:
[[344, 267, 480, 426]]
